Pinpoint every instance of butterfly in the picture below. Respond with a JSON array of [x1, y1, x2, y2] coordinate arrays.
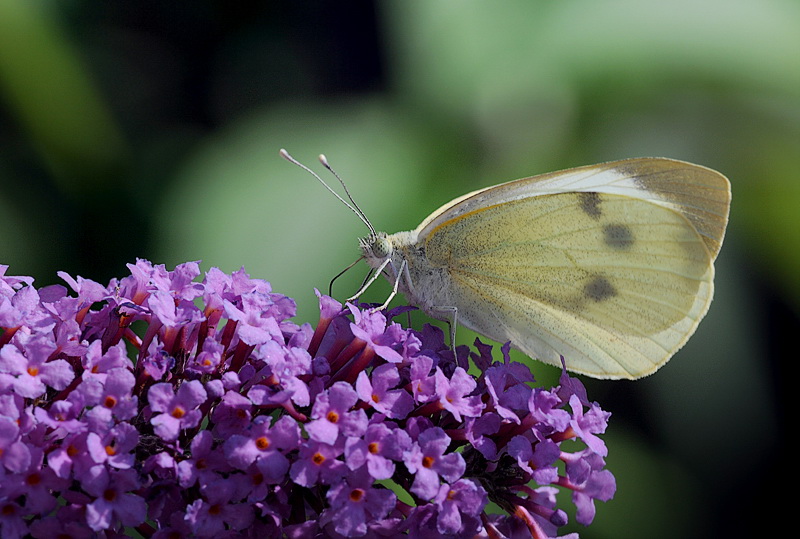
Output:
[[282, 151, 731, 379]]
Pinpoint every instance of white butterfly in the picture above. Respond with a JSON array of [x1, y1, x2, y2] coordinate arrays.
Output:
[[282, 152, 731, 380]]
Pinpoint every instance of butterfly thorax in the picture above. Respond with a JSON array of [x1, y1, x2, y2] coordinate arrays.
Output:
[[360, 230, 455, 315]]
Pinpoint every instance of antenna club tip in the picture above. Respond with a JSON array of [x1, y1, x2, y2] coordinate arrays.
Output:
[[318, 154, 329, 167], [279, 148, 291, 160]]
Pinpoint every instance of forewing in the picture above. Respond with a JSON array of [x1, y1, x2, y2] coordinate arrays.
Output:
[[423, 192, 714, 379], [417, 158, 731, 261]]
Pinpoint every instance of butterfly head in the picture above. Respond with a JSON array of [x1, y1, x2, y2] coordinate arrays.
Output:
[[359, 232, 393, 268]]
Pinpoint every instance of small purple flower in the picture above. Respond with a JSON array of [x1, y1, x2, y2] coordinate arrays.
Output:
[[345, 422, 411, 480], [148, 380, 207, 441], [223, 414, 299, 474], [483, 357, 534, 423], [249, 339, 312, 407], [508, 434, 560, 485], [404, 427, 466, 500], [57, 270, 108, 304], [0, 447, 64, 515], [561, 450, 617, 526], [147, 290, 205, 330], [188, 337, 224, 374], [528, 387, 572, 436], [139, 340, 174, 381], [409, 354, 436, 403], [433, 366, 484, 422], [320, 467, 398, 537], [348, 305, 405, 363], [82, 467, 146, 531], [86, 422, 139, 469], [568, 395, 610, 457], [33, 398, 86, 437], [150, 260, 204, 300], [185, 477, 255, 536], [290, 439, 347, 487], [463, 412, 502, 460], [0, 335, 73, 399], [80, 340, 132, 377], [355, 362, 414, 419], [46, 431, 94, 480], [432, 479, 488, 536], [0, 415, 30, 474], [78, 366, 138, 423], [209, 389, 252, 439], [0, 499, 28, 539], [305, 382, 368, 445], [176, 430, 229, 488], [223, 289, 285, 346], [0, 277, 51, 332]]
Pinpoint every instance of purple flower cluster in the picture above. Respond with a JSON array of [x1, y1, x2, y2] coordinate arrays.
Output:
[[0, 260, 615, 538]]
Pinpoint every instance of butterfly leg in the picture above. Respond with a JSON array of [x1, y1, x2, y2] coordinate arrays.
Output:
[[369, 259, 407, 312], [329, 255, 366, 296], [347, 257, 393, 302], [430, 305, 458, 352]]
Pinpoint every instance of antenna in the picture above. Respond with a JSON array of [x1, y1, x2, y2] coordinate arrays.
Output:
[[279, 149, 376, 236], [317, 154, 374, 235]]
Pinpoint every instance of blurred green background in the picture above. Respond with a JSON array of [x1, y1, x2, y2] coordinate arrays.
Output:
[[0, 1, 795, 537]]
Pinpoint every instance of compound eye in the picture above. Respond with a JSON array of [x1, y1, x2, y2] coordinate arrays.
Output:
[[372, 236, 391, 258]]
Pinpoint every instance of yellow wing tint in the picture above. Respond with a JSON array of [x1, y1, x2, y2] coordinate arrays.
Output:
[[423, 192, 714, 379]]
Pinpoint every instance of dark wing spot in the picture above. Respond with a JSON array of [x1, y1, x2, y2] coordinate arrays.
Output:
[[579, 192, 602, 219], [584, 275, 616, 302], [603, 224, 634, 250]]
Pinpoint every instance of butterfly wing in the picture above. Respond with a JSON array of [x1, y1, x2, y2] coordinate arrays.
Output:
[[417, 158, 730, 261], [419, 176, 725, 379]]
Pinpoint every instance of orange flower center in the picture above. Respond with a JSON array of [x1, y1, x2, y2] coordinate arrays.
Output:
[[255, 436, 270, 450], [422, 456, 435, 468], [349, 488, 365, 502], [26, 472, 42, 486], [170, 406, 186, 419]]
